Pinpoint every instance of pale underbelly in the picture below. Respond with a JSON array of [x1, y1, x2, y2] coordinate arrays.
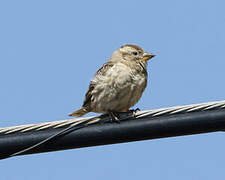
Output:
[[91, 80, 146, 113]]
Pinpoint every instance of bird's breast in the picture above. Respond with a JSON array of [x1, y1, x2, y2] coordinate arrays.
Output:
[[91, 62, 147, 113]]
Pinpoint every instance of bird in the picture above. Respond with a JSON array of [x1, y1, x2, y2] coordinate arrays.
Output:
[[69, 44, 155, 120]]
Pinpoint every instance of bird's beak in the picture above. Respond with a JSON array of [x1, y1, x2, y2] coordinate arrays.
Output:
[[142, 52, 155, 62]]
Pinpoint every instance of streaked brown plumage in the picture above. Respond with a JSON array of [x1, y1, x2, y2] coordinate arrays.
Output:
[[69, 44, 155, 117]]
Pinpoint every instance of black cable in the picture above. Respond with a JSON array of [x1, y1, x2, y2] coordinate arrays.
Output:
[[1, 109, 225, 160]]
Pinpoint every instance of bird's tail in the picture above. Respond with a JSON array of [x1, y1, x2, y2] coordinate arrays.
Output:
[[69, 107, 89, 117]]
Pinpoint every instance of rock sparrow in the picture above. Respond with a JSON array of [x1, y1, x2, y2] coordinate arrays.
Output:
[[69, 44, 155, 119]]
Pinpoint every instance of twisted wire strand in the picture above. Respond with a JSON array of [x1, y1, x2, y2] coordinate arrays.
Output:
[[1, 100, 225, 135]]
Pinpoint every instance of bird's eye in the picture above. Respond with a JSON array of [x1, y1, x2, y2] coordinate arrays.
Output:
[[132, 51, 138, 55]]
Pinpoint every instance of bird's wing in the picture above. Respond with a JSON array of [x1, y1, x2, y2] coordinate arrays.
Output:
[[95, 61, 114, 76], [82, 62, 114, 108]]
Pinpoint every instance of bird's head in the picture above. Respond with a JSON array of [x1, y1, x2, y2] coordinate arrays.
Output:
[[117, 44, 155, 64]]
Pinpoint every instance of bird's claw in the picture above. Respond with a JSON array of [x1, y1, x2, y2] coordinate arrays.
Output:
[[108, 108, 140, 122], [108, 112, 120, 123], [129, 108, 140, 116]]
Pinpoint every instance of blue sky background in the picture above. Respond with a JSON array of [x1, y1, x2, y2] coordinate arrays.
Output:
[[1, 0, 225, 179]]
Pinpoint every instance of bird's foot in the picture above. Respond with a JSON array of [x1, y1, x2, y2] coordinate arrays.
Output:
[[128, 108, 140, 116], [108, 112, 120, 123]]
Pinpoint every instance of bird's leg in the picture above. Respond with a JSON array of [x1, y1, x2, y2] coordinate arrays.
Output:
[[108, 111, 120, 123], [128, 108, 140, 116]]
